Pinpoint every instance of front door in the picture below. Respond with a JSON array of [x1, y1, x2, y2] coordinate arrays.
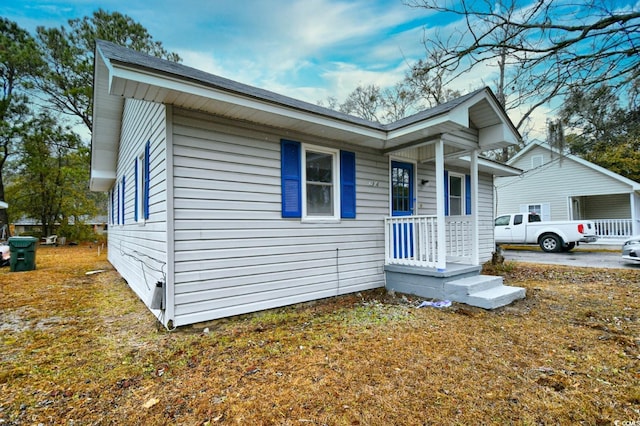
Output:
[[391, 161, 414, 258], [391, 161, 414, 217]]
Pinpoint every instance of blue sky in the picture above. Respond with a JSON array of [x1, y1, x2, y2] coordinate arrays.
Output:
[[4, 0, 638, 140], [4, 1, 449, 104]]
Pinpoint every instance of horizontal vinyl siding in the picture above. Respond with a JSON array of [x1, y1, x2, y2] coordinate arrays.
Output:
[[171, 110, 387, 326], [499, 146, 633, 220], [477, 173, 495, 262], [583, 194, 631, 219], [108, 98, 168, 317]]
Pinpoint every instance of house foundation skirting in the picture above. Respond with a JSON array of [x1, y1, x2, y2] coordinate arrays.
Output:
[[384, 263, 481, 300], [384, 263, 526, 309]]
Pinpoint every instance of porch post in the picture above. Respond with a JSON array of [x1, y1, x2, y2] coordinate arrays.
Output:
[[471, 150, 479, 265], [435, 138, 447, 271]]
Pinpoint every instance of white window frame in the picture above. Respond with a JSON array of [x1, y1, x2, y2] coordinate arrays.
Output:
[[301, 144, 340, 222], [520, 202, 551, 221], [528, 204, 542, 215], [448, 172, 465, 216]]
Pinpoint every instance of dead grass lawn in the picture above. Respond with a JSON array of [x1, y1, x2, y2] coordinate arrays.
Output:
[[1, 246, 639, 425]]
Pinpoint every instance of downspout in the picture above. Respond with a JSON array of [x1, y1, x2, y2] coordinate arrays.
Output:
[[435, 138, 446, 271]]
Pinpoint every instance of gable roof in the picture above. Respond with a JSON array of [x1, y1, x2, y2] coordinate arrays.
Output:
[[508, 140, 640, 190], [91, 40, 521, 191]]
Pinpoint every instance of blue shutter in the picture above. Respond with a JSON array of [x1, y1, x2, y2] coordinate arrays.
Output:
[[134, 159, 138, 222], [465, 174, 471, 215], [444, 170, 449, 216], [281, 139, 301, 218], [340, 150, 356, 219], [121, 176, 126, 225], [144, 140, 151, 220]]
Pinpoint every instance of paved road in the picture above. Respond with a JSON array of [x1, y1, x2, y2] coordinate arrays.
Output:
[[501, 245, 640, 270]]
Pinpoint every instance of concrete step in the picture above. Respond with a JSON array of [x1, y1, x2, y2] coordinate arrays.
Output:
[[444, 275, 504, 299], [384, 265, 525, 310], [466, 285, 526, 310]]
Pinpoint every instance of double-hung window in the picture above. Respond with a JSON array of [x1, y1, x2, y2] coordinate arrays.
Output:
[[281, 139, 355, 221], [445, 171, 471, 216], [303, 145, 339, 220], [448, 173, 464, 216], [528, 204, 542, 215]]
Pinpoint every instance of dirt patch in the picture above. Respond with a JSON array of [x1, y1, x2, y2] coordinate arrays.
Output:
[[1, 246, 638, 425]]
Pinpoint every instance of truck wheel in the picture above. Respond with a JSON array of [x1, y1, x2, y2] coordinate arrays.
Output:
[[540, 234, 562, 253], [561, 242, 576, 252]]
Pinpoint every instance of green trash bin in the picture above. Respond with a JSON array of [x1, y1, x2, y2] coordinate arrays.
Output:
[[9, 236, 38, 272]]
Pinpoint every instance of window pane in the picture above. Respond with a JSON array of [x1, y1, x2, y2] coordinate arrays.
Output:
[[450, 176, 462, 196], [306, 152, 332, 183], [450, 199, 462, 215], [307, 183, 333, 215], [529, 204, 541, 215]]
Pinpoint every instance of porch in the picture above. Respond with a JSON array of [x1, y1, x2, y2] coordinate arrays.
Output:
[[592, 219, 635, 243], [384, 215, 475, 270], [383, 215, 526, 309], [571, 193, 640, 243]]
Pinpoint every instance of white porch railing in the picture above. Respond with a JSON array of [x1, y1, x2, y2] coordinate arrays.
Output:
[[384, 215, 474, 268], [446, 216, 473, 262], [592, 219, 633, 240]]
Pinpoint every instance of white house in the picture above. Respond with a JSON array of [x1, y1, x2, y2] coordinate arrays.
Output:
[[90, 40, 524, 328], [495, 140, 640, 244]]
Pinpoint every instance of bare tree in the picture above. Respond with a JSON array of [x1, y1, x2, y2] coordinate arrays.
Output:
[[381, 82, 421, 122], [405, 49, 461, 108], [339, 84, 385, 122], [404, 0, 640, 135]]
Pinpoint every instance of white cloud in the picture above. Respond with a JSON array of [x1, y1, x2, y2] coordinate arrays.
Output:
[[165, 0, 436, 106]]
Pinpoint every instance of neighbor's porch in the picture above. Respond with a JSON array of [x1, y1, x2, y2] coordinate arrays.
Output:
[[570, 192, 640, 243]]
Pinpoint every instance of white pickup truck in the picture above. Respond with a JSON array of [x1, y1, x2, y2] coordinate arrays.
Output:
[[495, 213, 598, 252]]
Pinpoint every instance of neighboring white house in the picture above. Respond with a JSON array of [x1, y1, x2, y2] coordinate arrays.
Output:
[[90, 40, 524, 328], [496, 140, 640, 243]]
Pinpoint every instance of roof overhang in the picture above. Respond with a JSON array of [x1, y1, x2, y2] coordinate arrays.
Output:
[[90, 41, 522, 191], [452, 156, 522, 177], [90, 47, 124, 191]]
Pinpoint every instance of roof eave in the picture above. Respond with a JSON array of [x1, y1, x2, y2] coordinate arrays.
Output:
[[90, 44, 123, 192]]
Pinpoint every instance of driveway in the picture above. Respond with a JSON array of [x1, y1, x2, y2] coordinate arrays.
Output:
[[501, 245, 640, 270]]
